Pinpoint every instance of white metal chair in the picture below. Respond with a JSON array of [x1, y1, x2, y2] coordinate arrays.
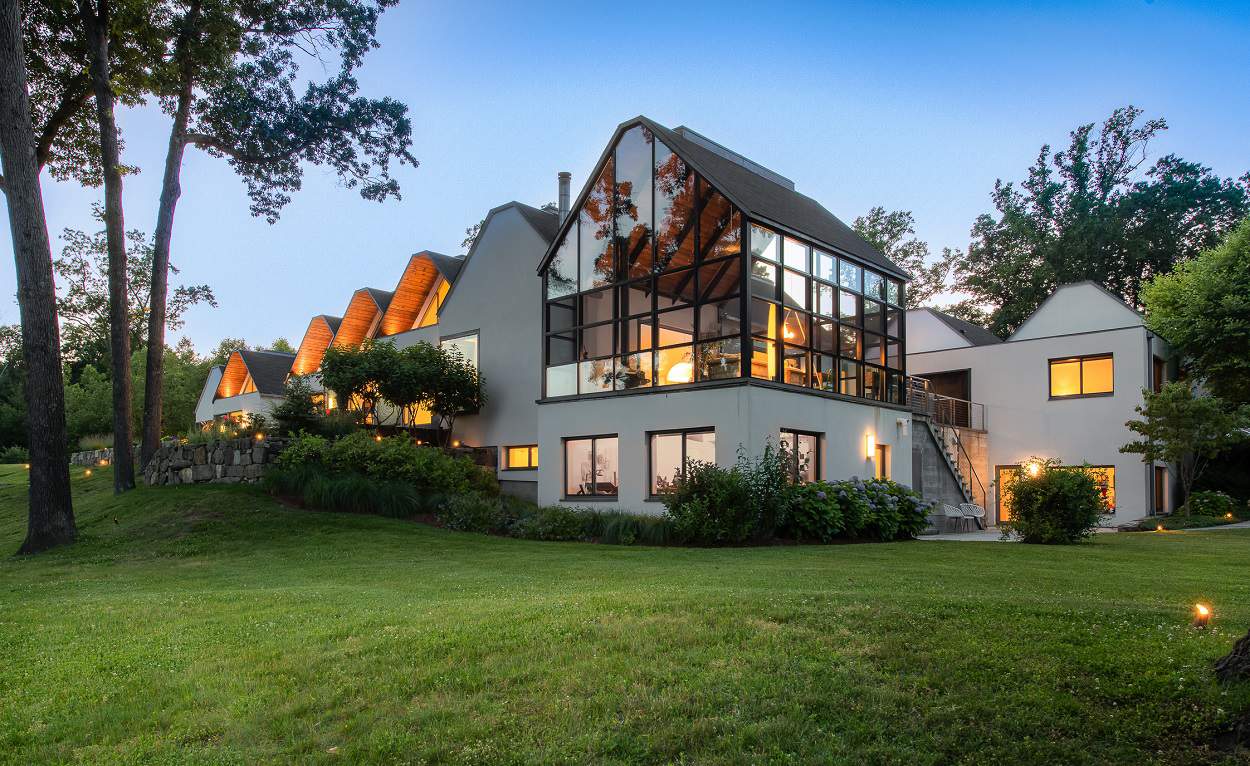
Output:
[[959, 503, 987, 530], [941, 503, 970, 532]]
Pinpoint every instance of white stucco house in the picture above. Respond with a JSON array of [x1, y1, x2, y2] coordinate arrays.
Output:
[[193, 115, 1169, 522], [196, 116, 918, 508], [907, 281, 1175, 526]]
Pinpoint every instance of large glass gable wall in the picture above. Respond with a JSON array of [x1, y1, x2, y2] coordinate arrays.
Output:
[[542, 122, 906, 405]]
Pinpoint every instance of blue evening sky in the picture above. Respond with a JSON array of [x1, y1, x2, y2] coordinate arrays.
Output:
[[3, 0, 1248, 353]]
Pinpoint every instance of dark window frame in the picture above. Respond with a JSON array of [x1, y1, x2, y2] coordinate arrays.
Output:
[[779, 428, 822, 483], [646, 427, 716, 499], [562, 434, 620, 500], [501, 444, 538, 471], [1048, 353, 1114, 399]]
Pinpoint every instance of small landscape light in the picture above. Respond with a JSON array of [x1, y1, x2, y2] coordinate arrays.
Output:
[[1156, 524, 1165, 532], [98, 459, 109, 467], [1226, 513, 1235, 520], [254, 432, 264, 441], [84, 468, 93, 478], [374, 434, 383, 442], [452, 439, 461, 448], [23, 463, 30, 470], [1193, 603, 1211, 629]]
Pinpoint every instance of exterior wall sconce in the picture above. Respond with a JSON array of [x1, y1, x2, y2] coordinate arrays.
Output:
[[864, 432, 875, 459]]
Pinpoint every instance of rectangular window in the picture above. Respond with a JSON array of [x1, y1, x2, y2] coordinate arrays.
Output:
[[1049, 354, 1113, 398], [564, 436, 618, 497], [780, 429, 820, 483], [504, 445, 538, 470], [1152, 356, 1166, 393], [649, 429, 715, 496], [440, 332, 479, 369]]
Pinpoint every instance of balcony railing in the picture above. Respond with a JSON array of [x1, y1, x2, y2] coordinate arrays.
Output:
[[906, 376, 986, 431]]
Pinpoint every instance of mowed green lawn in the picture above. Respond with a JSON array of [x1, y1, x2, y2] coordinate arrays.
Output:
[[1, 464, 1247, 765]]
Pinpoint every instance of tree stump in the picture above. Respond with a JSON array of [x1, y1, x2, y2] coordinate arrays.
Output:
[[1215, 629, 1250, 684]]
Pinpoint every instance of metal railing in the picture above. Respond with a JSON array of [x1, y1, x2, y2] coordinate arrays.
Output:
[[906, 376, 986, 431], [943, 425, 987, 509]]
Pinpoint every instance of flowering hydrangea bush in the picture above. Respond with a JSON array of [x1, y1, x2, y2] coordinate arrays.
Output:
[[785, 478, 931, 542]]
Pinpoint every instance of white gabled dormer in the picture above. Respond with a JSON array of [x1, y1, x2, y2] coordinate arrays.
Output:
[[1009, 281, 1143, 341]]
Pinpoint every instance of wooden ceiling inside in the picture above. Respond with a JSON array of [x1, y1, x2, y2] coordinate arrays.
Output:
[[379, 255, 439, 336], [291, 316, 337, 376], [333, 290, 384, 349], [214, 351, 249, 399]]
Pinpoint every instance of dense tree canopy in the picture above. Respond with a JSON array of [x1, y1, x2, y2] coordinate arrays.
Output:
[[1142, 218, 1250, 405], [947, 106, 1249, 337]]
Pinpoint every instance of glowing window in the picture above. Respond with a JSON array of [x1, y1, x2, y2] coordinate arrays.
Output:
[[564, 436, 618, 497], [504, 445, 538, 470], [779, 429, 820, 483], [1049, 354, 1112, 398], [649, 429, 715, 495]]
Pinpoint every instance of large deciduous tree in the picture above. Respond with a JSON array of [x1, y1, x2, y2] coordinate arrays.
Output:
[[852, 207, 951, 307], [139, 0, 417, 467], [0, 0, 75, 552], [1141, 218, 1250, 406], [948, 106, 1249, 337]]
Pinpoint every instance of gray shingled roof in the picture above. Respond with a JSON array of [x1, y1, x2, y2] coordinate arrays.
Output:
[[238, 349, 296, 395], [515, 202, 560, 243], [319, 315, 342, 335], [925, 308, 1002, 346], [417, 251, 463, 282], [362, 287, 394, 313]]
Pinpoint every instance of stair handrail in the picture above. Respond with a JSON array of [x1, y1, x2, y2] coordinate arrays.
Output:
[[906, 376, 986, 431], [944, 424, 987, 509]]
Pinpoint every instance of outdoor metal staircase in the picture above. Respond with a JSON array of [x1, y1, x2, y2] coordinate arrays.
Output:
[[907, 377, 988, 509]]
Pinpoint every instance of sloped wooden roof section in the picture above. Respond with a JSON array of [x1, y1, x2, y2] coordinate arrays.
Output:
[[290, 315, 343, 376], [214, 349, 296, 399], [378, 251, 462, 336], [332, 288, 394, 349]]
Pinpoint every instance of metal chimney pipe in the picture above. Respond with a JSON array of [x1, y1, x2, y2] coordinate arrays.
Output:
[[557, 172, 571, 224]]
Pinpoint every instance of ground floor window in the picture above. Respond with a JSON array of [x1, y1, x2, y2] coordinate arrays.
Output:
[[649, 429, 716, 496], [874, 443, 890, 479], [564, 436, 619, 497], [779, 429, 820, 483], [996, 464, 1116, 521], [504, 445, 538, 470]]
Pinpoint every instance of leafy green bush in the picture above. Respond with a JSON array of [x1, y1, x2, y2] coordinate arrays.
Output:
[[781, 478, 929, 542], [77, 433, 112, 451], [278, 430, 498, 497], [1000, 461, 1106, 543], [787, 482, 846, 542], [0, 445, 29, 464], [1185, 490, 1235, 518], [508, 505, 587, 541], [664, 460, 757, 545], [439, 494, 517, 534]]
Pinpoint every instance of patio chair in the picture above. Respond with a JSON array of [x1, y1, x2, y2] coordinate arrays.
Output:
[[941, 503, 970, 533], [959, 503, 987, 530]]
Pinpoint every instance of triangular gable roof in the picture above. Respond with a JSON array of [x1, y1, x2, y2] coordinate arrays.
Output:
[[440, 201, 558, 312], [290, 315, 342, 376], [333, 287, 393, 349], [378, 251, 463, 336], [214, 349, 295, 399], [1009, 281, 1143, 341], [922, 308, 1002, 346], [537, 116, 908, 280]]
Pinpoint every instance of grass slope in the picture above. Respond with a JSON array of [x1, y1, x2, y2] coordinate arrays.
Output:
[[1, 464, 1247, 765]]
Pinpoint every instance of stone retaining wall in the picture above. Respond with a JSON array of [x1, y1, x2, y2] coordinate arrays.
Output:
[[70, 448, 113, 466], [143, 437, 291, 486]]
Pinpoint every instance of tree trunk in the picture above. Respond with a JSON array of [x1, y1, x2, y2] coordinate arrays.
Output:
[[0, 0, 77, 552], [140, 0, 200, 467], [1215, 629, 1250, 684], [79, 0, 135, 492]]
